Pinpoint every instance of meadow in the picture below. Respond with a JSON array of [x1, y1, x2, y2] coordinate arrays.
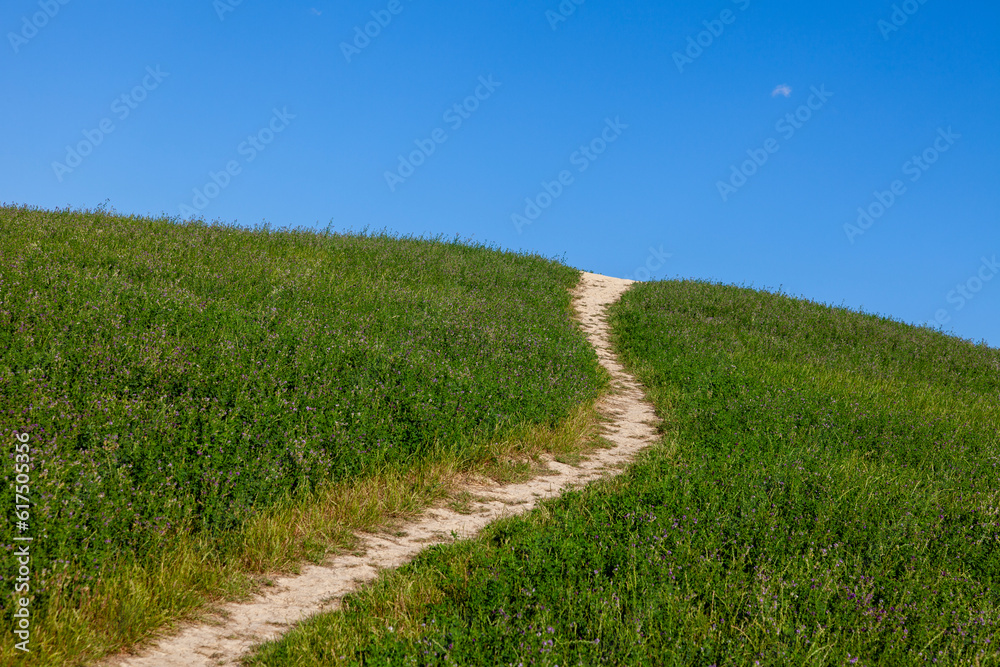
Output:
[[248, 280, 1000, 666], [0, 204, 605, 665]]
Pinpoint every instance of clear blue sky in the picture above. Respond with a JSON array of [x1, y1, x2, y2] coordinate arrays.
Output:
[[4, 0, 998, 345]]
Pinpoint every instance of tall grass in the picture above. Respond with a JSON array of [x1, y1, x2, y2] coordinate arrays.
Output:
[[249, 279, 1000, 666], [0, 204, 604, 665]]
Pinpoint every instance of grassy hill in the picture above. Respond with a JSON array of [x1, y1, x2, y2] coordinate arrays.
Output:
[[247, 280, 1000, 666], [0, 205, 605, 665]]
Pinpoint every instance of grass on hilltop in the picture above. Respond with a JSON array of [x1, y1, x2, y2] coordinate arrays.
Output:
[[246, 280, 1000, 667], [0, 204, 606, 666]]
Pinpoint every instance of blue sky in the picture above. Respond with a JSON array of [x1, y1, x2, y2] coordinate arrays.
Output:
[[4, 0, 998, 345]]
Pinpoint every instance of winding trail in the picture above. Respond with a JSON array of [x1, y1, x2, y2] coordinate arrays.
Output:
[[103, 272, 660, 667]]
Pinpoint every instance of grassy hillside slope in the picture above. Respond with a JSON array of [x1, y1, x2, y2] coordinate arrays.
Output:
[[0, 205, 604, 664], [249, 280, 1000, 666]]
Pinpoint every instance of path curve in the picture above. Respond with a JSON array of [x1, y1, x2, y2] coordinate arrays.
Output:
[[102, 272, 659, 667]]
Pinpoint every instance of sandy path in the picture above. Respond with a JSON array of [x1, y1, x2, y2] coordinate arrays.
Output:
[[102, 271, 659, 667]]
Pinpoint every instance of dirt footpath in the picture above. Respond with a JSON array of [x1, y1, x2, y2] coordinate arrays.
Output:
[[102, 271, 660, 667]]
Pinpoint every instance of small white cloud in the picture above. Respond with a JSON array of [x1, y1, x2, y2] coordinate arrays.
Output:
[[310, 7, 322, 16], [771, 84, 792, 98]]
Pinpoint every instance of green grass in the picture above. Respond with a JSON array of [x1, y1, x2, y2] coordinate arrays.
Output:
[[0, 204, 605, 665], [247, 279, 1000, 666]]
